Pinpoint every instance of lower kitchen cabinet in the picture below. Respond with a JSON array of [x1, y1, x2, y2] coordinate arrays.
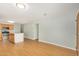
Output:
[[9, 33, 14, 43]]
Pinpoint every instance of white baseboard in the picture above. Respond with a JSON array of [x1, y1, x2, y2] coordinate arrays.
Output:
[[24, 37, 76, 51], [39, 40, 76, 51], [24, 36, 36, 40]]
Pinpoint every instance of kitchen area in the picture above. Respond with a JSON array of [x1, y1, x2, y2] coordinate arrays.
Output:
[[0, 23, 24, 43]]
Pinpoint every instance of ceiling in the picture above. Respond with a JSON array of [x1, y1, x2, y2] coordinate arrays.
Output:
[[0, 3, 79, 24]]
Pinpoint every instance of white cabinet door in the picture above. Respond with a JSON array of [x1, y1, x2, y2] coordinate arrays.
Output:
[[14, 33, 24, 43]]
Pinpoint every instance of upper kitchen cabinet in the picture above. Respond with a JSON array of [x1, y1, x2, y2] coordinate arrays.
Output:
[[0, 23, 3, 29], [2, 24, 14, 30], [8, 24, 14, 30]]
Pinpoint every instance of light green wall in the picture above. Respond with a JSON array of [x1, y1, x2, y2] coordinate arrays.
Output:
[[23, 23, 37, 40], [14, 23, 21, 33], [21, 4, 79, 50]]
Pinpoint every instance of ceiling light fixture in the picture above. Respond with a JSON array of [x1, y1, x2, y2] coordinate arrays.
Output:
[[16, 3, 25, 9], [7, 21, 15, 23]]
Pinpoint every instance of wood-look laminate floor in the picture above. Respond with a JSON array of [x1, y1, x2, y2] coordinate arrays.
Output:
[[0, 39, 76, 56]]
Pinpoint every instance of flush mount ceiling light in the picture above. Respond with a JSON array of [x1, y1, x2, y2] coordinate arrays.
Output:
[[16, 3, 25, 9], [7, 21, 15, 23], [15, 3, 29, 11]]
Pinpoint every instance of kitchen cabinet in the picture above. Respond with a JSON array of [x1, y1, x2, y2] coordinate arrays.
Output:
[[2, 24, 14, 30], [0, 23, 3, 29], [14, 33, 24, 43], [9, 33, 14, 43], [8, 24, 14, 30], [0, 23, 14, 41], [0, 32, 2, 40], [0, 23, 3, 40], [9, 33, 24, 43]]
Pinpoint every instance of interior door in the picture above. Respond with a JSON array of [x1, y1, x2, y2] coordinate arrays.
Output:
[[77, 12, 79, 56]]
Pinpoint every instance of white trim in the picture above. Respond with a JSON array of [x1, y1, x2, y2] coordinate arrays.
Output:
[[24, 37, 76, 51], [24, 36, 36, 40], [39, 40, 76, 51]]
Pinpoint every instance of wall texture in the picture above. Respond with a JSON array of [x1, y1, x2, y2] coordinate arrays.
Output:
[[23, 4, 79, 50], [14, 23, 21, 33], [24, 23, 37, 40]]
